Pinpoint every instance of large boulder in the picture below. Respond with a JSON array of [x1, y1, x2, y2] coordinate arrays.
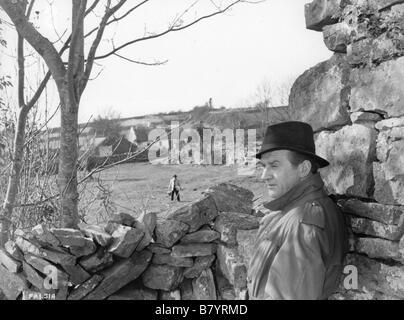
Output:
[[350, 57, 404, 118], [305, 0, 342, 31], [373, 127, 404, 205], [289, 54, 351, 132], [315, 124, 377, 197], [203, 183, 254, 215], [213, 212, 260, 246], [161, 196, 218, 233]]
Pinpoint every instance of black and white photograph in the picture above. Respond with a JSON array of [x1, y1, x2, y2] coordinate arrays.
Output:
[[0, 0, 403, 305]]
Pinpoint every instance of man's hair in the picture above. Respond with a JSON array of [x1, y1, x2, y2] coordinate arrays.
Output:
[[287, 150, 319, 174]]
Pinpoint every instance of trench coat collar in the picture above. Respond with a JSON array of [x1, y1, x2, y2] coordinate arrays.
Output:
[[263, 173, 325, 212]]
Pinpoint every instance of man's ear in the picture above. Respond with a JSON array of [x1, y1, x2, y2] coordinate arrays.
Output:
[[299, 160, 312, 178]]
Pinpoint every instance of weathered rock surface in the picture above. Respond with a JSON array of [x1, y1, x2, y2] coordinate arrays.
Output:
[[181, 229, 220, 244], [315, 124, 377, 197], [69, 237, 97, 258], [305, 0, 342, 31], [108, 225, 144, 258], [203, 183, 254, 215], [323, 22, 351, 52], [162, 196, 218, 232], [24, 253, 68, 286], [84, 250, 152, 300], [52, 228, 86, 247], [110, 212, 137, 227], [4, 241, 24, 261], [155, 219, 189, 247], [348, 216, 403, 241], [78, 224, 112, 247], [0, 249, 21, 273], [179, 279, 194, 300], [344, 254, 404, 299], [216, 245, 247, 290], [61, 263, 91, 285], [374, 162, 404, 206], [142, 264, 184, 291], [153, 253, 193, 268], [137, 211, 157, 235], [171, 243, 217, 258], [373, 128, 404, 205], [338, 199, 404, 225], [147, 244, 171, 255], [0, 264, 27, 300], [107, 279, 158, 300], [23, 261, 46, 290], [192, 268, 217, 300], [213, 212, 260, 246], [215, 270, 236, 300], [183, 255, 216, 279], [350, 111, 383, 124], [289, 54, 351, 131], [236, 229, 259, 266], [353, 237, 402, 262], [79, 248, 114, 273], [16, 237, 76, 266], [350, 57, 404, 117], [31, 224, 60, 247], [68, 275, 104, 300], [375, 117, 404, 131]]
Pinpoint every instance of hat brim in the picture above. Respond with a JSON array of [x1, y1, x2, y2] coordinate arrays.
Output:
[[255, 147, 329, 168]]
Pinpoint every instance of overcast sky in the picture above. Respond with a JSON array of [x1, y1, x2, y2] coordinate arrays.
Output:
[[0, 0, 331, 127]]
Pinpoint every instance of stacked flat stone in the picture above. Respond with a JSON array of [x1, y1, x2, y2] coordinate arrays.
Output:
[[289, 0, 404, 300], [0, 183, 258, 300], [0, 211, 156, 300]]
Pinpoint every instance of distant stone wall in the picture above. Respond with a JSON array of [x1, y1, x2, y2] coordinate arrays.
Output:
[[0, 183, 263, 300], [289, 0, 404, 299]]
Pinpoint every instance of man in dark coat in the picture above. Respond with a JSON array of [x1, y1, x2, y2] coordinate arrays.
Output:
[[247, 121, 348, 300]]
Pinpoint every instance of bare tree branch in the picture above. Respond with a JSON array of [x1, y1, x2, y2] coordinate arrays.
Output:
[[0, 0, 66, 91], [80, 0, 127, 93], [84, 0, 150, 39], [113, 52, 168, 66], [94, 0, 250, 60]]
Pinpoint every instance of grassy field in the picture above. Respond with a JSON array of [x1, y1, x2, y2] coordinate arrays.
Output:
[[81, 162, 268, 224]]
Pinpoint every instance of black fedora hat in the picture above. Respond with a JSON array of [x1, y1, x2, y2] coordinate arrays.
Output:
[[256, 121, 329, 168]]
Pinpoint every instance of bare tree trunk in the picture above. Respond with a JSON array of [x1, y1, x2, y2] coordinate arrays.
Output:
[[0, 108, 29, 246], [58, 0, 86, 228]]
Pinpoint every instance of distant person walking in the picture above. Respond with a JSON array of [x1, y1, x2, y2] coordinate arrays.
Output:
[[168, 174, 182, 201]]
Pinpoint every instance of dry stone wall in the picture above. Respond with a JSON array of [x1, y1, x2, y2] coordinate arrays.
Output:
[[291, 0, 404, 299], [0, 183, 262, 300]]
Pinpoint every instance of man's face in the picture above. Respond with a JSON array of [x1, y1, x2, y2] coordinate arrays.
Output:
[[259, 150, 301, 200]]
